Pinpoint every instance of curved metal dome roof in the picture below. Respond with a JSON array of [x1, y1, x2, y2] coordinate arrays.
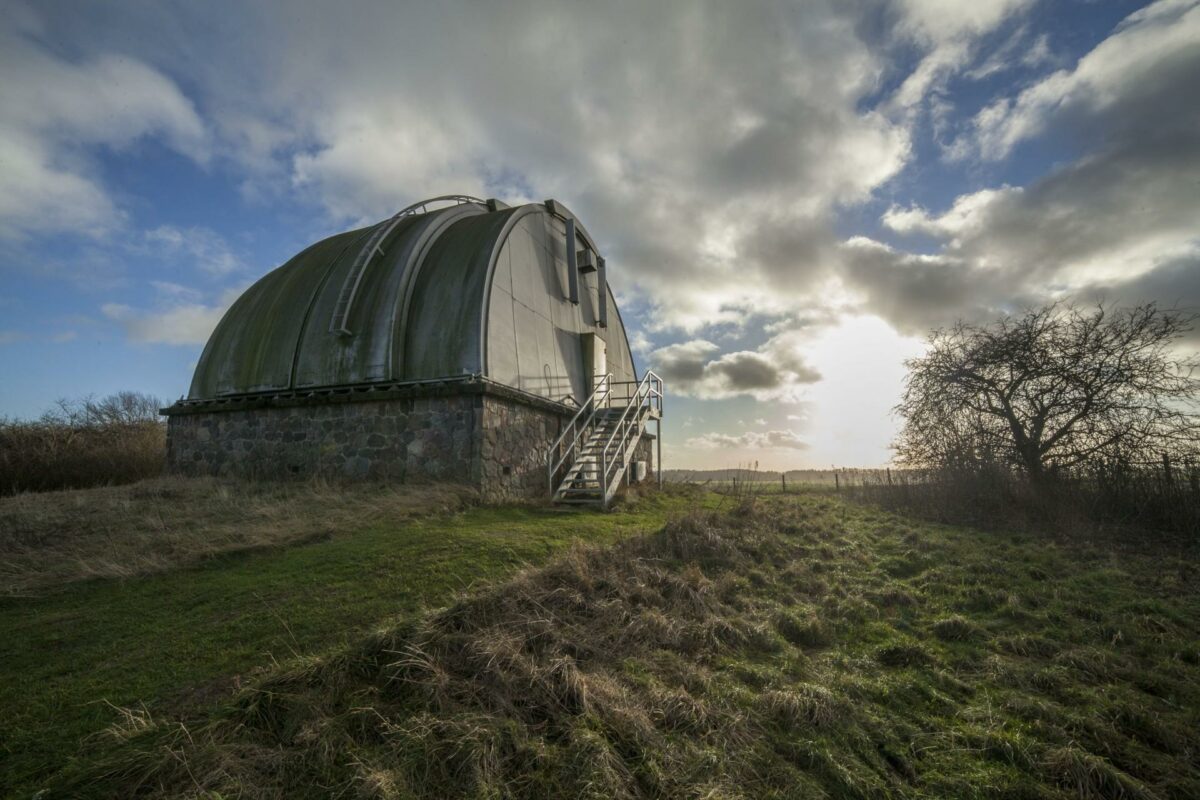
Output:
[[188, 196, 637, 404]]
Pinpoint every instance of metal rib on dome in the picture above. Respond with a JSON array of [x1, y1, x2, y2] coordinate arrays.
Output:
[[329, 195, 486, 335]]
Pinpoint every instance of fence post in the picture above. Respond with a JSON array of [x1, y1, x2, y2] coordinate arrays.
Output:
[[1162, 453, 1174, 485], [781, 473, 787, 493], [834, 471, 840, 492], [887, 467, 893, 486]]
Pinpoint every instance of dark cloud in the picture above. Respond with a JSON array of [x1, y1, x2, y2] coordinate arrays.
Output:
[[650, 337, 822, 400], [711, 352, 788, 390], [651, 340, 720, 384], [839, 239, 1011, 334]]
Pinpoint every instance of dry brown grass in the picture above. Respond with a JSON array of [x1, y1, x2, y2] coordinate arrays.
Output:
[[0, 476, 476, 595], [38, 493, 1200, 799], [0, 419, 165, 495], [0, 392, 168, 495]]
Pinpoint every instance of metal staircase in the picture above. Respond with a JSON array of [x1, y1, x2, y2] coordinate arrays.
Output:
[[547, 371, 663, 508]]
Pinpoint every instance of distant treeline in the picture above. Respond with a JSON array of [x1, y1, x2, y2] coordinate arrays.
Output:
[[662, 468, 876, 484], [0, 392, 165, 496]]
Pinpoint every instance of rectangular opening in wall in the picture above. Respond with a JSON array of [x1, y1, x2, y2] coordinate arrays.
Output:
[[581, 331, 607, 394]]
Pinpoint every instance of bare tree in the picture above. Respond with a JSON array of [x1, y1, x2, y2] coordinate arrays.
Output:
[[41, 391, 163, 428], [895, 303, 1200, 483]]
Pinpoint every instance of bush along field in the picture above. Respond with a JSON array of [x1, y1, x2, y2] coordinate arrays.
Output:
[[43, 489, 1200, 799]]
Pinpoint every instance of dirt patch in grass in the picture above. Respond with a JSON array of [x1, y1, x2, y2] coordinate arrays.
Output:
[[45, 494, 1200, 799], [0, 477, 475, 595]]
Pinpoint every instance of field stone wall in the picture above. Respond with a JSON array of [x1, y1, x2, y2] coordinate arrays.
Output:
[[166, 394, 481, 484], [166, 384, 654, 501], [479, 392, 572, 501]]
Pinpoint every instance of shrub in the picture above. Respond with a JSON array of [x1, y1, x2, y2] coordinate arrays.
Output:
[[0, 392, 165, 495]]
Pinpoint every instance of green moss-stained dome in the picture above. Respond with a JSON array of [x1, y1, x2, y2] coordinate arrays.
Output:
[[189, 198, 637, 404]]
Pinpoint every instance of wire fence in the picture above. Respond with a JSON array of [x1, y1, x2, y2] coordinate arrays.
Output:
[[839, 459, 1200, 537], [677, 457, 1200, 537]]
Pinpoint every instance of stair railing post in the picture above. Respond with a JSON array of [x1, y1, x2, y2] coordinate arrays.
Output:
[[657, 416, 663, 488], [601, 448, 608, 510]]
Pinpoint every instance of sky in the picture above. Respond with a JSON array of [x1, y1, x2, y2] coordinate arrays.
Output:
[[1, 0, 1198, 470]]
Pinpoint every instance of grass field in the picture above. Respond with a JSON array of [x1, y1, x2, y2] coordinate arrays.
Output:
[[5, 483, 1200, 798], [0, 480, 704, 795]]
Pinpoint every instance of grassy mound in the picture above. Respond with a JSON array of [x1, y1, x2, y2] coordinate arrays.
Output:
[[46, 495, 1200, 798]]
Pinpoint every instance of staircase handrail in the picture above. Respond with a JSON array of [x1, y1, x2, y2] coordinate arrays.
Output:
[[546, 373, 613, 492], [599, 371, 663, 498]]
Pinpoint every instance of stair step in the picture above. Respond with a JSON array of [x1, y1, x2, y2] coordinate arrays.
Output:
[[551, 397, 655, 507]]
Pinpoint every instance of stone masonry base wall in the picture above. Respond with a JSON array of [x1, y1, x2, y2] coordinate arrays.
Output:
[[479, 392, 569, 501], [166, 386, 656, 502], [167, 394, 481, 484]]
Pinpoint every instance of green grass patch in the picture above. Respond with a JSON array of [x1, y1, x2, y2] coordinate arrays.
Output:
[[0, 484, 703, 794], [29, 490, 1200, 799]]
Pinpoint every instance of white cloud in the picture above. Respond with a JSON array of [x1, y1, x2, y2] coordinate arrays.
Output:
[[887, 0, 1036, 114], [626, 328, 653, 355], [102, 287, 240, 345], [144, 226, 241, 276], [862, 1, 1200, 333], [881, 187, 1018, 243], [149, 281, 204, 302], [4, 0, 1040, 346], [0, 133, 120, 240], [896, 0, 1036, 43], [18, 1, 912, 333], [688, 429, 808, 450], [964, 0, 1200, 160], [0, 21, 209, 239], [964, 28, 1054, 81]]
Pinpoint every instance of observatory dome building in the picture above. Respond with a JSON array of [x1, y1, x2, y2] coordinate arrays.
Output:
[[164, 196, 662, 503]]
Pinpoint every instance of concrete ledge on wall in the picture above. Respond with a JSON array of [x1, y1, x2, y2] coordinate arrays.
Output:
[[163, 376, 584, 501], [162, 376, 577, 418]]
